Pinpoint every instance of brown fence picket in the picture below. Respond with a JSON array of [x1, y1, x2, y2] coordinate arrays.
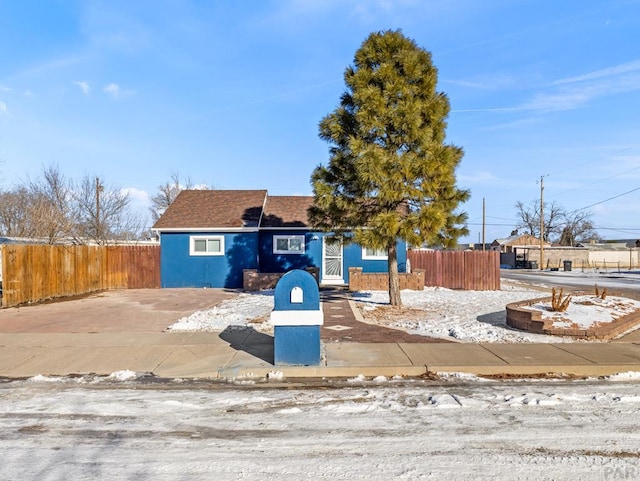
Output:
[[1, 244, 160, 307], [408, 249, 500, 290]]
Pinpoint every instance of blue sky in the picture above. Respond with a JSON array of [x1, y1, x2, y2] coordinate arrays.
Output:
[[1, 0, 639, 243]]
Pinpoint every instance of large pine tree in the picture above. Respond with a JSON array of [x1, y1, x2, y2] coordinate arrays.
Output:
[[309, 30, 469, 306]]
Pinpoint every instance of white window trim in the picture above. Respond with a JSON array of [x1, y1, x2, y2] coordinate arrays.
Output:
[[273, 235, 305, 254], [190, 235, 225, 256], [362, 246, 388, 260]]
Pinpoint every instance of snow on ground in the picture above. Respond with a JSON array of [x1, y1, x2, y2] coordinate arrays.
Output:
[[168, 291, 274, 333], [351, 281, 564, 343], [166, 279, 640, 343], [521, 295, 640, 329], [2, 376, 640, 480]]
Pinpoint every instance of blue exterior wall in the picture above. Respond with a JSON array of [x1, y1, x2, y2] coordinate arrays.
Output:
[[258, 230, 406, 284], [258, 231, 321, 273], [160, 231, 259, 288], [161, 230, 408, 288]]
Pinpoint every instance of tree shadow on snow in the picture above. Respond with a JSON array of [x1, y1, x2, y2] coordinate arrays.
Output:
[[476, 310, 519, 330]]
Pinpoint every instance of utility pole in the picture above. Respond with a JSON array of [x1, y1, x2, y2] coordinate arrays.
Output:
[[539, 175, 546, 270], [95, 177, 103, 241], [482, 197, 486, 251]]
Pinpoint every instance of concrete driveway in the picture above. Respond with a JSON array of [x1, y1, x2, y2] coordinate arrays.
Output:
[[0, 289, 238, 333]]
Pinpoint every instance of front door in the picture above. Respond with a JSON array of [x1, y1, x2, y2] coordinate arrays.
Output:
[[322, 237, 344, 284]]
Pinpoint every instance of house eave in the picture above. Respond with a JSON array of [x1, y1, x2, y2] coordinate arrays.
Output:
[[259, 226, 311, 231], [153, 227, 260, 233]]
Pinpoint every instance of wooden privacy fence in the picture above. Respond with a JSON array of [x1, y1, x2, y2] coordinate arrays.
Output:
[[408, 250, 500, 290], [1, 244, 160, 308]]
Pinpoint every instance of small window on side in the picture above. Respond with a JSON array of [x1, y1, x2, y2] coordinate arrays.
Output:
[[273, 235, 305, 254], [362, 246, 388, 260], [190, 235, 225, 256]]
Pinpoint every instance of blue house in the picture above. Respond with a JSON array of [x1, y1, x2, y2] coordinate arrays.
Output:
[[153, 189, 407, 289]]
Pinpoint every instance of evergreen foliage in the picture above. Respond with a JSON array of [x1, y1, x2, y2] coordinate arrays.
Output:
[[310, 30, 469, 306]]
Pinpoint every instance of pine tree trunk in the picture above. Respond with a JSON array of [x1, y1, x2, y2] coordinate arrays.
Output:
[[388, 242, 402, 307]]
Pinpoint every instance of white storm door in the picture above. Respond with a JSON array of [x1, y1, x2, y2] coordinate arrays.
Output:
[[322, 237, 344, 284]]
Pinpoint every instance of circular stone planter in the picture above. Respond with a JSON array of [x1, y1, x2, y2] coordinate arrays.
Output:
[[506, 293, 640, 340]]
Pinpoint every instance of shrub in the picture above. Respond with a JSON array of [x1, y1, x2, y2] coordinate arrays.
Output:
[[551, 287, 572, 312]]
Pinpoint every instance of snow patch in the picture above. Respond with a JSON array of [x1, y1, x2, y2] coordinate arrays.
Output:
[[266, 371, 285, 381], [346, 374, 367, 384], [168, 292, 274, 332], [438, 372, 491, 382], [27, 375, 65, 383], [107, 370, 138, 381], [604, 371, 640, 381]]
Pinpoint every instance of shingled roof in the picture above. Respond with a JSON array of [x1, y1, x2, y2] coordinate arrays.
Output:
[[260, 196, 313, 228], [152, 190, 267, 229]]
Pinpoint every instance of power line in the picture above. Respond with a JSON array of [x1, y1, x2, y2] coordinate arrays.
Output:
[[550, 143, 640, 178], [568, 186, 640, 213], [553, 164, 640, 198], [595, 227, 640, 231]]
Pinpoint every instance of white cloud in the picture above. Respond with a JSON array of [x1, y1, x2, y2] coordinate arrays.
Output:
[[0, 85, 11, 92], [103, 83, 121, 98], [511, 60, 640, 113], [552, 60, 640, 86], [121, 187, 152, 226], [75, 81, 90, 95], [121, 187, 150, 204], [16, 55, 88, 79], [522, 73, 640, 113], [0, 101, 7, 114], [522, 88, 599, 112], [446, 72, 524, 91], [460, 61, 640, 116]]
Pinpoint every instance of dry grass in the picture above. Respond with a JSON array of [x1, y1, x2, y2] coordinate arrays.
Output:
[[594, 284, 608, 300], [550, 287, 572, 312], [358, 305, 425, 325]]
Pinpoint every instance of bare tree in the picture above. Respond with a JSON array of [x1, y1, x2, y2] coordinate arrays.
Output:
[[515, 200, 600, 244], [558, 210, 599, 246], [1, 166, 147, 244], [514, 201, 538, 237], [27, 164, 75, 243], [0, 187, 32, 237], [514, 200, 565, 242], [73, 175, 133, 244], [149, 173, 209, 222]]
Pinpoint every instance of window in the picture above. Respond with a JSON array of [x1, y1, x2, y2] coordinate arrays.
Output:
[[273, 235, 305, 254], [362, 246, 388, 260], [190, 236, 224, 256]]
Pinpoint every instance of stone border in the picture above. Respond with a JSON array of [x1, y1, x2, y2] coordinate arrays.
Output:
[[243, 268, 320, 291], [506, 293, 640, 340], [348, 267, 425, 291]]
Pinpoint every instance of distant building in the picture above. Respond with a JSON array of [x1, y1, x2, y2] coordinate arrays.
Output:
[[490, 234, 548, 253]]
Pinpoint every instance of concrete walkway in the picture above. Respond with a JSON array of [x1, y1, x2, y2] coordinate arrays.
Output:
[[3, 327, 640, 380], [2, 288, 640, 380]]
